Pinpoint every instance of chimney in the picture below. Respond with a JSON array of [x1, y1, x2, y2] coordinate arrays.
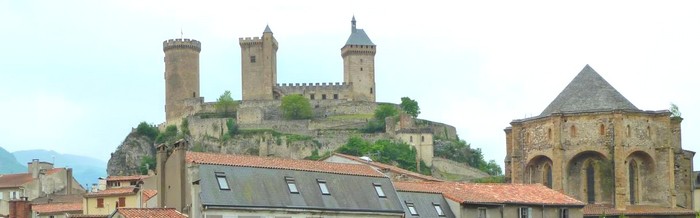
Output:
[[29, 159, 40, 179], [66, 168, 73, 195]]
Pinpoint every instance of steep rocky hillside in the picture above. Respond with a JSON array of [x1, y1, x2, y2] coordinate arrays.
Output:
[[107, 132, 156, 176]]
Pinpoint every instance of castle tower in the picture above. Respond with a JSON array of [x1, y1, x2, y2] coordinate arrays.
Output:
[[240, 25, 278, 100], [342, 16, 376, 102], [163, 38, 201, 122]]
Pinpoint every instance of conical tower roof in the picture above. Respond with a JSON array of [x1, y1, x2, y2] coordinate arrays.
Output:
[[263, 25, 272, 33], [540, 65, 639, 116]]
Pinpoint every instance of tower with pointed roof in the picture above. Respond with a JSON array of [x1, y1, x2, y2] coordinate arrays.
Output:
[[342, 16, 377, 102], [504, 65, 694, 216], [240, 25, 278, 100]]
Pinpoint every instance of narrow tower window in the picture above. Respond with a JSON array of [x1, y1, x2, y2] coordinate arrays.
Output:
[[543, 163, 552, 188], [599, 124, 605, 135], [570, 125, 577, 138], [370, 88, 373, 94], [586, 161, 595, 203], [626, 125, 631, 137], [250, 55, 256, 63], [629, 159, 638, 204]]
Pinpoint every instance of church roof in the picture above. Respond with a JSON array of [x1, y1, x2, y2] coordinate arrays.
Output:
[[540, 65, 638, 116]]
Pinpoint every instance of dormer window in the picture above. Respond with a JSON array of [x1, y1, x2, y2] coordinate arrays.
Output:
[[317, 179, 330, 195], [215, 172, 230, 190], [433, 203, 445, 217], [286, 177, 299, 194], [373, 183, 386, 198], [406, 202, 418, 216]]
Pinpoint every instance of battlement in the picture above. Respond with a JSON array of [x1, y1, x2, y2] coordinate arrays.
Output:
[[163, 38, 201, 52], [341, 45, 376, 57], [239, 37, 263, 45], [276, 82, 352, 87]]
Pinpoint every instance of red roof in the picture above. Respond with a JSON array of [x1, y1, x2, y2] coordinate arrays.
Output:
[[85, 187, 137, 197], [106, 175, 149, 182], [328, 153, 442, 182], [0, 168, 64, 188], [583, 204, 695, 216], [114, 208, 187, 218], [186, 152, 386, 178], [142, 189, 157, 201], [395, 181, 585, 206], [32, 202, 82, 214]]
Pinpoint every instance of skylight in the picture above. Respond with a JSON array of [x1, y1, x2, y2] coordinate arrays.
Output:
[[317, 179, 330, 195], [373, 183, 386, 198], [215, 173, 229, 190]]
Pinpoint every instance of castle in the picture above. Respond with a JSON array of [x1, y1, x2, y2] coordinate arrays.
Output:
[[162, 16, 376, 123], [504, 65, 695, 215]]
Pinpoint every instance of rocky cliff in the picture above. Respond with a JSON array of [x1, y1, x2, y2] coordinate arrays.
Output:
[[107, 132, 155, 176]]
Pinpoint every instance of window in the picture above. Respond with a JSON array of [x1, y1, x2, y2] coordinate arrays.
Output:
[[406, 202, 418, 216], [216, 173, 230, 190], [599, 124, 605, 135], [478, 207, 487, 218], [0, 192, 3, 200], [373, 183, 386, 198], [559, 208, 569, 218], [317, 180, 330, 195], [286, 177, 299, 194], [421, 136, 425, 142], [410, 136, 413, 142], [519, 207, 532, 218], [361, 67, 363, 71], [626, 125, 631, 137], [250, 55, 256, 63], [586, 161, 595, 203], [10, 191, 18, 200], [118, 197, 126, 207], [570, 125, 577, 137], [130, 181, 137, 186], [370, 88, 373, 94], [310, 94, 315, 100], [333, 94, 338, 99], [97, 198, 104, 208], [322, 94, 327, 100], [433, 203, 445, 216]]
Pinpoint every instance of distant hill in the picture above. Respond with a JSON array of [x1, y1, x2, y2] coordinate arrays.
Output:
[[0, 146, 26, 174], [12, 149, 107, 187]]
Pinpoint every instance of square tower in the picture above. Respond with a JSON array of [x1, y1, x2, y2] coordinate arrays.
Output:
[[240, 25, 278, 100], [342, 16, 376, 102]]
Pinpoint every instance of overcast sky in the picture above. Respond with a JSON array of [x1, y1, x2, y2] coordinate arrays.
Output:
[[1, 1, 699, 170]]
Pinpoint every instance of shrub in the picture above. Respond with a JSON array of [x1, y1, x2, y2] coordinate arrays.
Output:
[[281, 94, 313, 120], [135, 122, 159, 140]]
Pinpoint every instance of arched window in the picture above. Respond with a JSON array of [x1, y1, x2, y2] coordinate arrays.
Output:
[[543, 163, 553, 188], [599, 124, 605, 135], [586, 161, 595, 203], [570, 125, 577, 138], [626, 125, 631, 137], [629, 160, 638, 204], [547, 128, 552, 140], [646, 126, 651, 139]]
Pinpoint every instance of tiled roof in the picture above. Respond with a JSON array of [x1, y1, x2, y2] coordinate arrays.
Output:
[[328, 153, 442, 182], [68, 215, 108, 218], [583, 204, 696, 216], [540, 65, 638, 116], [32, 202, 82, 214], [85, 187, 136, 197], [394, 181, 585, 206], [106, 175, 149, 182], [142, 189, 157, 201], [32, 194, 84, 204], [114, 208, 187, 218], [0, 168, 63, 188], [186, 152, 385, 178]]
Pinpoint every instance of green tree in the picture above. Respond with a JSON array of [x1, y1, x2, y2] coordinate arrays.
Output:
[[336, 137, 430, 175], [400, 97, 420, 118], [214, 90, 238, 117], [180, 118, 190, 136], [135, 122, 159, 140], [139, 156, 156, 175], [434, 139, 503, 176], [155, 125, 178, 144], [226, 118, 238, 136], [363, 104, 399, 133], [281, 94, 313, 120], [670, 103, 682, 118]]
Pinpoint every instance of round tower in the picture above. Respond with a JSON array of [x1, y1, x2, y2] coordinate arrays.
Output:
[[163, 38, 201, 122], [342, 16, 376, 102]]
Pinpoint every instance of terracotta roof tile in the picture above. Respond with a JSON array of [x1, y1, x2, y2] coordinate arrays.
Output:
[[32, 202, 82, 214], [114, 208, 187, 218], [106, 175, 149, 182], [85, 187, 136, 197], [142, 189, 157, 201], [583, 204, 695, 216], [395, 181, 585, 206], [0, 168, 64, 188], [329, 153, 442, 182], [186, 152, 385, 178]]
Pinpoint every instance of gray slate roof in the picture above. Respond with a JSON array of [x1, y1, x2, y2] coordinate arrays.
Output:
[[397, 191, 455, 218], [198, 164, 404, 214], [345, 29, 375, 46], [263, 25, 272, 33], [540, 65, 638, 116]]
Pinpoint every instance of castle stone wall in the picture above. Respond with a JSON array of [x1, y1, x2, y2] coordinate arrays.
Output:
[[275, 82, 353, 101]]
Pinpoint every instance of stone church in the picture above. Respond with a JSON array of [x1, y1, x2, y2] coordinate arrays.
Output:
[[504, 65, 695, 216]]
